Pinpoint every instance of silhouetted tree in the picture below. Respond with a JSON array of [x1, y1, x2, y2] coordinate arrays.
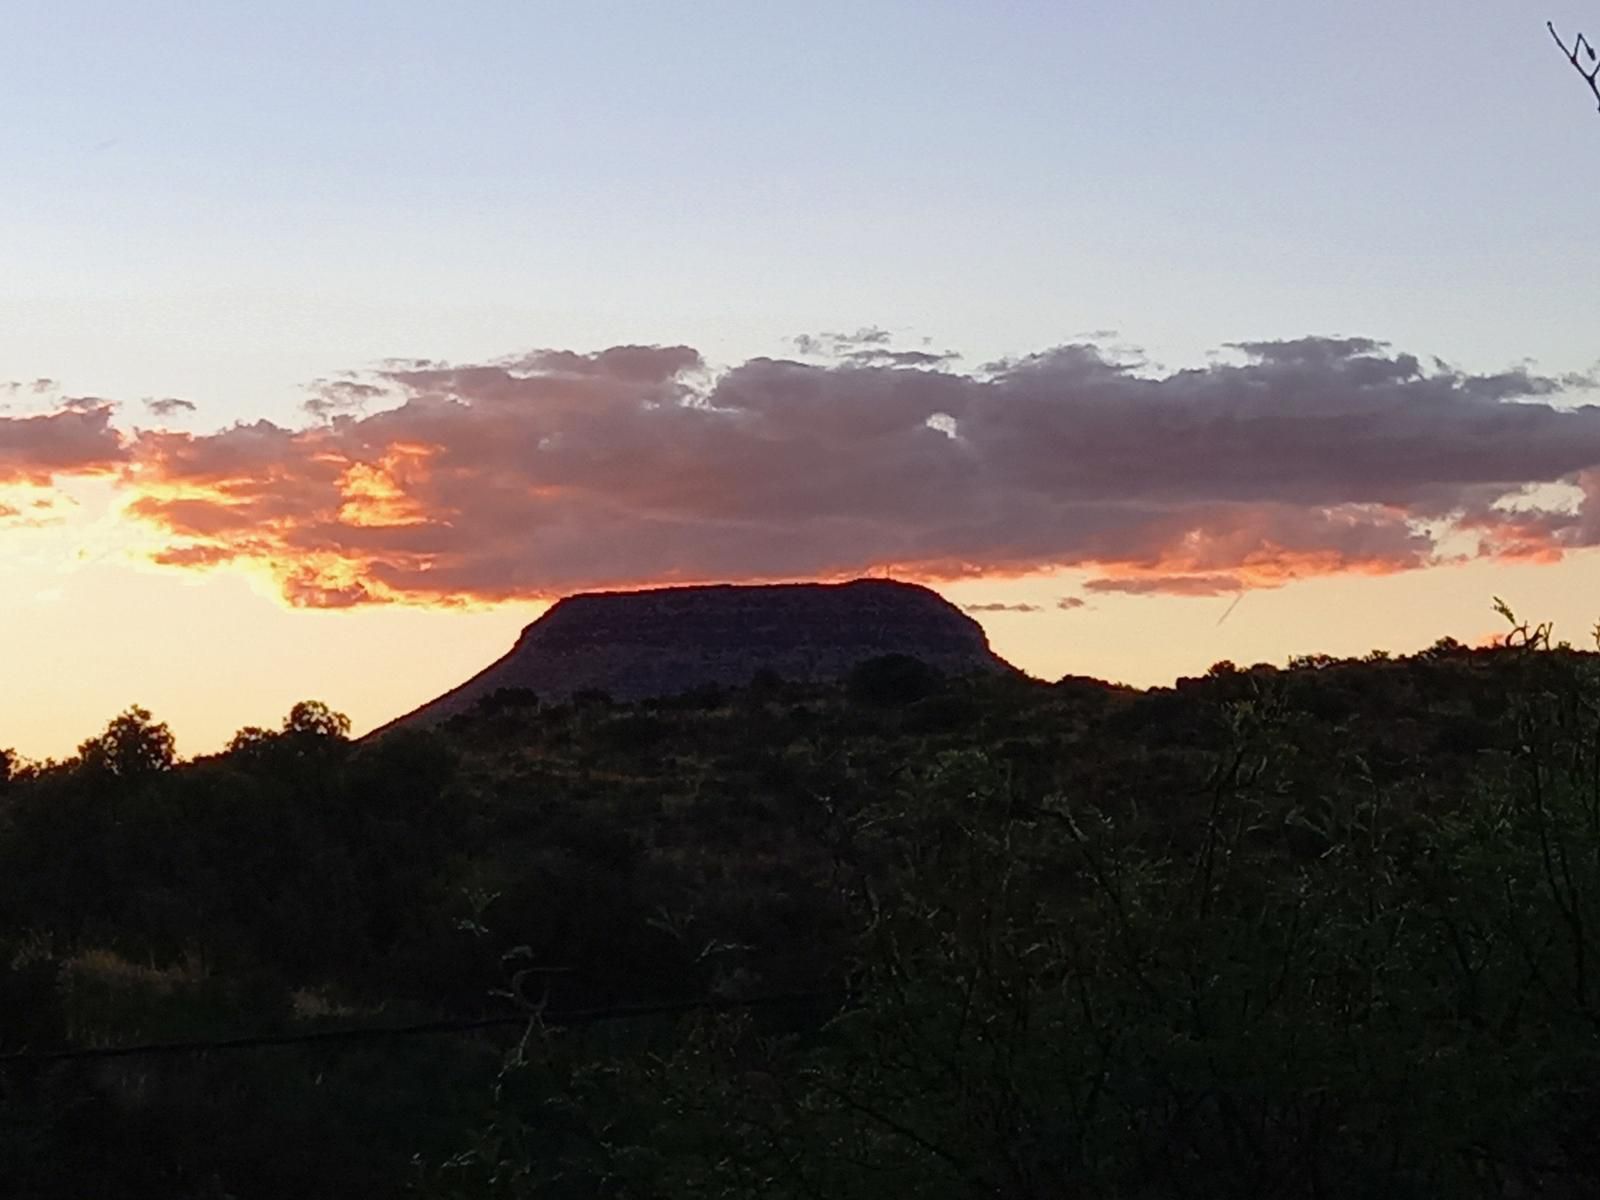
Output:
[[283, 699, 351, 740], [77, 705, 176, 781], [226, 725, 275, 754]]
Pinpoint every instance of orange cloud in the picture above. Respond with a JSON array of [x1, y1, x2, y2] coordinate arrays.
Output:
[[107, 336, 1600, 606], [334, 443, 436, 529]]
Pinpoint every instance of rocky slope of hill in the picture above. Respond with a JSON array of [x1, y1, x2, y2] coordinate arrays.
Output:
[[381, 578, 1016, 730]]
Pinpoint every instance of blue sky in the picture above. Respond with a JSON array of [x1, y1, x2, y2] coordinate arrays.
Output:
[[5, 1, 1596, 419]]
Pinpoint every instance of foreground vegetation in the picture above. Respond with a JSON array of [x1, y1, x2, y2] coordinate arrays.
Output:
[[6, 617, 1600, 1196]]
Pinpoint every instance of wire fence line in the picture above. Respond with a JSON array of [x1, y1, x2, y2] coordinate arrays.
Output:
[[0, 990, 841, 1067]]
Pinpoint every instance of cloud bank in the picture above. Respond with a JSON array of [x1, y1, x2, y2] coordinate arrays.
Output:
[[15, 334, 1600, 608], [0, 405, 125, 484]]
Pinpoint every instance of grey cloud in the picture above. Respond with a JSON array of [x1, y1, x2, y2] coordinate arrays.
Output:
[[1, 379, 58, 397], [1225, 336, 1387, 367], [144, 397, 197, 417], [0, 406, 126, 483], [508, 344, 704, 382], [843, 348, 961, 369], [60, 395, 115, 414], [303, 379, 388, 420], [1084, 574, 1245, 597], [824, 325, 891, 348], [792, 326, 895, 358], [961, 602, 1043, 613]]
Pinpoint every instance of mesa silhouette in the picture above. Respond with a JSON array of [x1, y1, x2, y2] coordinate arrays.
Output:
[[381, 578, 1015, 730]]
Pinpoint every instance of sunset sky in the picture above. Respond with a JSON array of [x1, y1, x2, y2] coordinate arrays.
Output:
[[6, 1, 1600, 760]]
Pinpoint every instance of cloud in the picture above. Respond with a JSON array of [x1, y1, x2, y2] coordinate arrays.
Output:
[[116, 334, 1600, 607], [1085, 574, 1245, 597], [792, 326, 894, 357], [303, 378, 388, 420], [143, 397, 197, 418], [0, 405, 126, 484], [1056, 597, 1088, 610], [791, 328, 958, 370], [0, 491, 71, 529], [1, 378, 59, 400], [843, 348, 961, 369], [962, 602, 1043, 613], [60, 395, 115, 414]]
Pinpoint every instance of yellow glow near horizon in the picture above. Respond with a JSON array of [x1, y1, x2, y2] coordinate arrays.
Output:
[[8, 475, 1600, 763], [0, 479, 540, 760]]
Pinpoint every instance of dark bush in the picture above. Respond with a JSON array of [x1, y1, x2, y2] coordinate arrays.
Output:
[[846, 654, 942, 707]]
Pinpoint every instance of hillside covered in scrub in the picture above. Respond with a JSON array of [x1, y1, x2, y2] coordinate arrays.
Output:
[[5, 625, 1600, 1197]]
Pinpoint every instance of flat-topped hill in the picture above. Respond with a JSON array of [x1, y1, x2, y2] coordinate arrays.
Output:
[[382, 579, 1016, 730]]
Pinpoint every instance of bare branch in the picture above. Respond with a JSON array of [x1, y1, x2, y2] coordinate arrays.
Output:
[[1550, 20, 1600, 112]]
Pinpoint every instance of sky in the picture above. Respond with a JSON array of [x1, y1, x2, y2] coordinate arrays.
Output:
[[5, 0, 1600, 759]]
